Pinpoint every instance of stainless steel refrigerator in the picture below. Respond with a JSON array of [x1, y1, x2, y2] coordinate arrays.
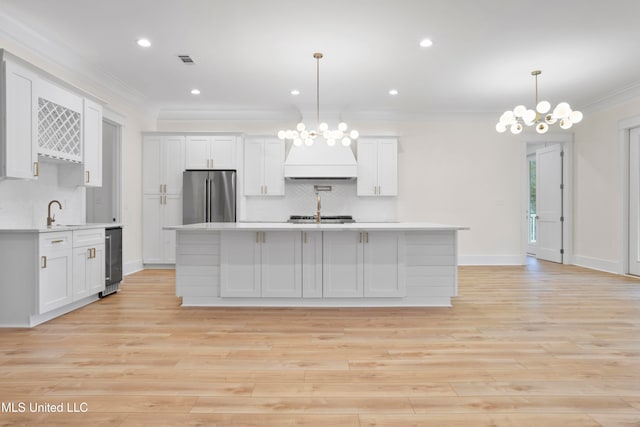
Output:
[[183, 170, 236, 224]]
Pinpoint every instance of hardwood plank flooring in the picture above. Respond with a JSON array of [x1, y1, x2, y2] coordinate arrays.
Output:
[[1, 259, 640, 426]]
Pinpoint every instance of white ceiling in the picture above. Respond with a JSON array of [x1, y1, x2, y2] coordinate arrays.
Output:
[[1, 0, 640, 120]]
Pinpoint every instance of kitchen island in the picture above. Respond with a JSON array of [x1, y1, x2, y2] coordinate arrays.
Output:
[[167, 222, 467, 307]]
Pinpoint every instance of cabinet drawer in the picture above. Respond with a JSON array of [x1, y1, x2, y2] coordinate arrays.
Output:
[[73, 228, 105, 247], [39, 231, 73, 250]]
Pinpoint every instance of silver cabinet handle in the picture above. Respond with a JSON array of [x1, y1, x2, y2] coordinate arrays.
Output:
[[41, 256, 47, 269], [86, 170, 90, 183], [366, 232, 369, 243], [51, 239, 64, 244], [34, 162, 39, 177]]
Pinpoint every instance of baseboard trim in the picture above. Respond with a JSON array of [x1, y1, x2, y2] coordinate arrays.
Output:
[[571, 255, 620, 274], [459, 255, 523, 266], [124, 259, 144, 276]]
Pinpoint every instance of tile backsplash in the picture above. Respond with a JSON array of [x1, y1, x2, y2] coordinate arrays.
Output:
[[0, 161, 85, 228], [242, 180, 397, 222]]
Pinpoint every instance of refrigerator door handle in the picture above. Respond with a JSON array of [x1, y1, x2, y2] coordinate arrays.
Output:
[[205, 178, 210, 222]]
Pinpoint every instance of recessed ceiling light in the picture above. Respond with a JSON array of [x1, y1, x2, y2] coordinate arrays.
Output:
[[290, 90, 300, 95], [137, 38, 151, 47], [419, 38, 433, 48], [389, 89, 399, 96], [190, 89, 201, 95]]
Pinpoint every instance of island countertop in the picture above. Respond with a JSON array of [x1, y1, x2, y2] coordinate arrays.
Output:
[[165, 222, 468, 232]]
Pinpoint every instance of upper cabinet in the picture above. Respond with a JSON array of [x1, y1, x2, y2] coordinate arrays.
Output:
[[357, 137, 398, 196], [143, 135, 185, 195], [185, 135, 236, 170], [244, 137, 285, 196], [82, 98, 103, 187], [0, 50, 105, 186], [36, 78, 83, 163], [0, 53, 38, 180]]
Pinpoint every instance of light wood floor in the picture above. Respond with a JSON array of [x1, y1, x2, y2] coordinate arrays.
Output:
[[1, 260, 640, 426]]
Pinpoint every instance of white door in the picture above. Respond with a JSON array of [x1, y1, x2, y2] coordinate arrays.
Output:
[[211, 136, 236, 169], [142, 195, 163, 263], [263, 139, 285, 196], [323, 231, 364, 297], [377, 139, 398, 196], [163, 136, 185, 194], [142, 136, 162, 194], [83, 98, 103, 187], [302, 231, 323, 298], [185, 136, 212, 169], [357, 139, 378, 196], [243, 138, 265, 196], [629, 127, 640, 275], [536, 145, 563, 263], [363, 232, 405, 297], [261, 231, 302, 297]]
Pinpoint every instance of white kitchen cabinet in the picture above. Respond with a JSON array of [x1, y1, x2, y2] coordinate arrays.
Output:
[[143, 135, 185, 195], [81, 98, 103, 186], [357, 138, 398, 196], [302, 231, 323, 298], [143, 194, 182, 264], [36, 78, 83, 163], [0, 52, 38, 180], [322, 231, 364, 297], [244, 137, 285, 196], [220, 231, 301, 297], [39, 232, 73, 314], [323, 230, 405, 298], [72, 228, 105, 300], [185, 135, 236, 169]]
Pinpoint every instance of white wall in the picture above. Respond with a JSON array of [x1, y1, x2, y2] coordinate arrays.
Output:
[[572, 97, 640, 272], [0, 36, 155, 271]]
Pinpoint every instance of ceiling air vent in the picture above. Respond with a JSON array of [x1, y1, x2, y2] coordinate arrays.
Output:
[[178, 55, 195, 64]]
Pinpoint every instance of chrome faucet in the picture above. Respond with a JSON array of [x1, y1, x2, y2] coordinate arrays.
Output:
[[47, 200, 62, 227], [313, 185, 332, 223]]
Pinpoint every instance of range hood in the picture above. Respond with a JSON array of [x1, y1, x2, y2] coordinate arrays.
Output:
[[284, 142, 357, 179]]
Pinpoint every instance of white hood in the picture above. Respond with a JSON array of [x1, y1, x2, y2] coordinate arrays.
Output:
[[284, 142, 357, 179]]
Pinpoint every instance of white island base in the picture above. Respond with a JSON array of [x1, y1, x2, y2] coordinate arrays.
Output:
[[169, 223, 466, 308]]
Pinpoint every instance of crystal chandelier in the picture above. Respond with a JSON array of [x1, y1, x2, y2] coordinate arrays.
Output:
[[496, 70, 583, 135], [278, 53, 359, 147]]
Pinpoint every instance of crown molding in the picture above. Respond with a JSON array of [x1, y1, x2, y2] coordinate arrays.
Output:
[[157, 108, 301, 121], [580, 80, 640, 114], [0, 10, 153, 114]]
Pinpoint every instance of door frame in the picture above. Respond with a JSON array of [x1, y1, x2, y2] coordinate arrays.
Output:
[[618, 115, 640, 275], [102, 107, 125, 224], [520, 132, 574, 265]]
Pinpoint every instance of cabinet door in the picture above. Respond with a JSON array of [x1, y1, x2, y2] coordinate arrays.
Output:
[[220, 231, 261, 297], [163, 136, 185, 194], [243, 138, 265, 196], [356, 139, 378, 196], [261, 231, 301, 297], [322, 231, 364, 297], [211, 136, 236, 169], [302, 231, 323, 298], [3, 58, 38, 179], [263, 139, 285, 196], [162, 194, 182, 263], [83, 98, 103, 187], [363, 232, 405, 297], [39, 239, 73, 314], [142, 195, 163, 263], [142, 136, 163, 194], [72, 246, 92, 300], [87, 244, 106, 295], [377, 139, 397, 196], [185, 136, 211, 169]]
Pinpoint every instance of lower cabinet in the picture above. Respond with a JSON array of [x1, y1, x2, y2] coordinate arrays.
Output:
[[301, 231, 323, 298], [72, 228, 105, 300], [39, 232, 73, 314], [323, 231, 405, 298], [143, 194, 181, 264], [221, 231, 301, 297]]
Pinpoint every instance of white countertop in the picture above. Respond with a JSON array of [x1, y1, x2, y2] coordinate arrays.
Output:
[[166, 222, 468, 232], [0, 223, 123, 233]]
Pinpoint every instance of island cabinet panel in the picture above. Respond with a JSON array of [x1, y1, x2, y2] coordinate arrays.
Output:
[[363, 231, 406, 298], [301, 231, 322, 298], [220, 231, 301, 297], [404, 231, 457, 298], [322, 231, 364, 298], [176, 232, 221, 298]]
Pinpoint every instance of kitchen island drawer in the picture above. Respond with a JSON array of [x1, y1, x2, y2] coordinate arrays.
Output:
[[73, 228, 105, 247]]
